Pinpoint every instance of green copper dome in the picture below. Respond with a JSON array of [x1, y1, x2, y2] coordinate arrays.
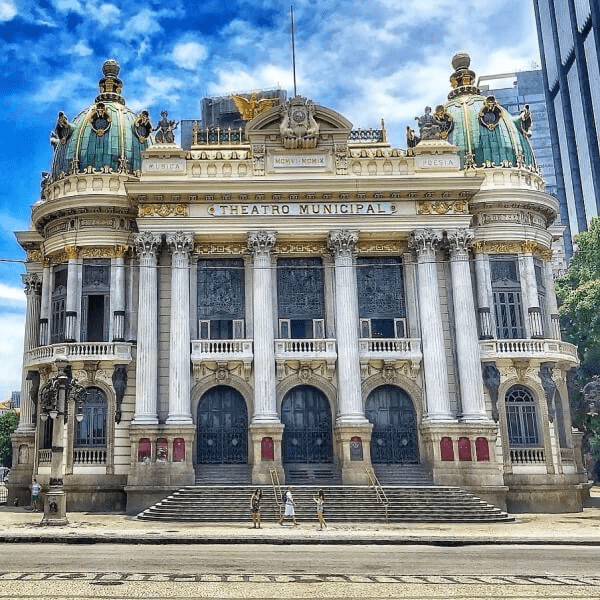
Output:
[[50, 60, 151, 179], [442, 53, 536, 169]]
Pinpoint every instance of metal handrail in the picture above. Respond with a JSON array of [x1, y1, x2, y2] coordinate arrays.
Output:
[[365, 466, 389, 522], [269, 468, 284, 520]]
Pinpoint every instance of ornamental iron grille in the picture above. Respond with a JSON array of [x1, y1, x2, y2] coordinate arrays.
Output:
[[491, 257, 525, 339], [505, 385, 540, 446], [277, 259, 324, 338], [197, 386, 248, 464], [197, 259, 245, 339], [81, 259, 110, 342], [75, 387, 107, 447], [357, 257, 406, 337], [281, 385, 333, 463], [51, 266, 68, 344], [366, 385, 419, 464]]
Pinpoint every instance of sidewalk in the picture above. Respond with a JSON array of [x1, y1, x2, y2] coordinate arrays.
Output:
[[0, 488, 599, 546]]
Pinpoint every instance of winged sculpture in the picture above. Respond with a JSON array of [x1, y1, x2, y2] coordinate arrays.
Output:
[[232, 93, 280, 121]]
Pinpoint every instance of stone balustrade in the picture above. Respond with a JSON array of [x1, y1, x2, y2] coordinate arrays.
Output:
[[38, 449, 52, 464], [275, 339, 337, 356], [510, 447, 545, 464], [25, 342, 133, 367], [191, 339, 253, 360], [73, 448, 107, 465], [480, 338, 578, 365]]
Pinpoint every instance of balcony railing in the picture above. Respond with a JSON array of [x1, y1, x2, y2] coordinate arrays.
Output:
[[38, 449, 52, 464], [73, 448, 107, 465], [275, 339, 337, 357], [25, 342, 133, 367], [510, 447, 545, 464], [480, 338, 578, 364], [191, 339, 253, 360], [359, 338, 421, 355]]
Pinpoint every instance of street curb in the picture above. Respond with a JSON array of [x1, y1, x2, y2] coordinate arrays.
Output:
[[0, 534, 599, 545]]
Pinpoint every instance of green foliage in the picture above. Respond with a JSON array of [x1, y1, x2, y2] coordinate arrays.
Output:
[[0, 411, 18, 467], [556, 218, 600, 453]]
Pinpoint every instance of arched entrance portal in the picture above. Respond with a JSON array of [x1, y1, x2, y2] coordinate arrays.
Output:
[[196, 386, 248, 463], [366, 385, 419, 463], [281, 385, 333, 463]]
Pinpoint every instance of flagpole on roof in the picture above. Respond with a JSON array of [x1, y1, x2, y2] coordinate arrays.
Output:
[[291, 5, 297, 97]]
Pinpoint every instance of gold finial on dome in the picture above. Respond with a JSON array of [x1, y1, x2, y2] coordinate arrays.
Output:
[[96, 59, 125, 105], [448, 52, 480, 100]]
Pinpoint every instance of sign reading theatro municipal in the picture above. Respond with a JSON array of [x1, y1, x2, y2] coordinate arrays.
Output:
[[9, 53, 590, 516]]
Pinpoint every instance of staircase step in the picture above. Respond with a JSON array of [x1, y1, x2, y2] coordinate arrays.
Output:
[[137, 484, 514, 523]]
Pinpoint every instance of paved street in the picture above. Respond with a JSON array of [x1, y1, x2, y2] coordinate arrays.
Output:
[[0, 543, 599, 599]]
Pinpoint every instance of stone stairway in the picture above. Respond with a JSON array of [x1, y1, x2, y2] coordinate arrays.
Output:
[[284, 463, 342, 485], [137, 485, 513, 523], [373, 464, 433, 485], [194, 464, 252, 484]]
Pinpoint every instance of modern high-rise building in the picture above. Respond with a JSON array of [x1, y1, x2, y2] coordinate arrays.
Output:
[[533, 0, 600, 256]]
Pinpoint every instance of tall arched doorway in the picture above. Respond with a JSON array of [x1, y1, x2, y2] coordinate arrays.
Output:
[[196, 386, 248, 464], [366, 385, 419, 463], [281, 385, 333, 463]]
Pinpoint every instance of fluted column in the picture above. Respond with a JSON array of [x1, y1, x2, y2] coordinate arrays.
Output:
[[166, 232, 194, 424], [18, 273, 42, 431], [328, 230, 366, 423], [111, 246, 127, 342], [64, 246, 79, 342], [474, 252, 494, 338], [544, 260, 561, 339], [248, 231, 279, 422], [132, 232, 161, 424], [448, 230, 489, 422], [523, 251, 543, 338], [409, 229, 453, 421], [39, 261, 51, 346]]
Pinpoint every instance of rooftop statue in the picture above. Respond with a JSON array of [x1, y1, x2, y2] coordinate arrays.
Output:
[[232, 92, 280, 121], [415, 106, 442, 141], [280, 96, 319, 149], [50, 112, 72, 148], [518, 104, 533, 137], [154, 111, 179, 144]]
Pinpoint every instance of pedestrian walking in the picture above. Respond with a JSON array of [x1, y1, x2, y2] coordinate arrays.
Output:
[[250, 489, 262, 528], [31, 479, 41, 512], [278, 487, 298, 526], [313, 489, 327, 530]]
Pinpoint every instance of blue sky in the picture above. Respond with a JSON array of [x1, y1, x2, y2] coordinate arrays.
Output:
[[0, 0, 540, 401]]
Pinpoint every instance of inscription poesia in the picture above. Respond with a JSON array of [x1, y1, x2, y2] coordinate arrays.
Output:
[[209, 202, 396, 217]]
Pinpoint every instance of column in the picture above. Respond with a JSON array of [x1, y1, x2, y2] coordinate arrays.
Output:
[[447, 229, 489, 422], [18, 273, 42, 431], [522, 251, 543, 338], [544, 260, 561, 339], [409, 229, 453, 421], [474, 252, 494, 338], [111, 246, 127, 342], [248, 231, 278, 422], [64, 246, 79, 342], [39, 261, 51, 346], [132, 232, 161, 424], [166, 232, 194, 424], [328, 230, 367, 423]]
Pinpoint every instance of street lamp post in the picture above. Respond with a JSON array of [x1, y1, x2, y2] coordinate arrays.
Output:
[[38, 361, 85, 526]]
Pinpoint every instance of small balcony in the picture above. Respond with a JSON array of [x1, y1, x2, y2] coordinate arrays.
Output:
[[191, 339, 253, 381], [25, 342, 133, 368], [359, 337, 423, 379], [275, 338, 337, 380], [479, 338, 579, 367]]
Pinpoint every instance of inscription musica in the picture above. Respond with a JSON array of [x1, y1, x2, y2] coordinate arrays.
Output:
[[208, 202, 397, 217]]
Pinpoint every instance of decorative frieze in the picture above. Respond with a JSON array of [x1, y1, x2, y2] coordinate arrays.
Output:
[[26, 249, 43, 263], [356, 240, 409, 255], [417, 200, 468, 214], [471, 240, 552, 260], [275, 242, 327, 255], [194, 242, 247, 256], [138, 204, 188, 218], [64, 245, 79, 259]]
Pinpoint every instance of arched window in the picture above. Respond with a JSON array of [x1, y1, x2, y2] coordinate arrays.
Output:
[[505, 386, 539, 446], [75, 387, 107, 447]]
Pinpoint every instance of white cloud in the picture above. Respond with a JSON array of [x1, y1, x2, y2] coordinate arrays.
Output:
[[52, 0, 83, 12], [87, 2, 120, 24], [72, 40, 93, 57], [208, 63, 294, 96], [128, 72, 186, 112], [0, 0, 17, 21], [118, 8, 163, 40], [171, 41, 208, 71], [0, 283, 26, 305]]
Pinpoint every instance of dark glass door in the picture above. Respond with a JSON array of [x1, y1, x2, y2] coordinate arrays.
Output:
[[366, 385, 419, 463], [197, 386, 248, 463], [282, 385, 332, 463]]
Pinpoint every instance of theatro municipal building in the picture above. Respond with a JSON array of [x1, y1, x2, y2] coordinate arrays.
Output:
[[9, 53, 590, 515]]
